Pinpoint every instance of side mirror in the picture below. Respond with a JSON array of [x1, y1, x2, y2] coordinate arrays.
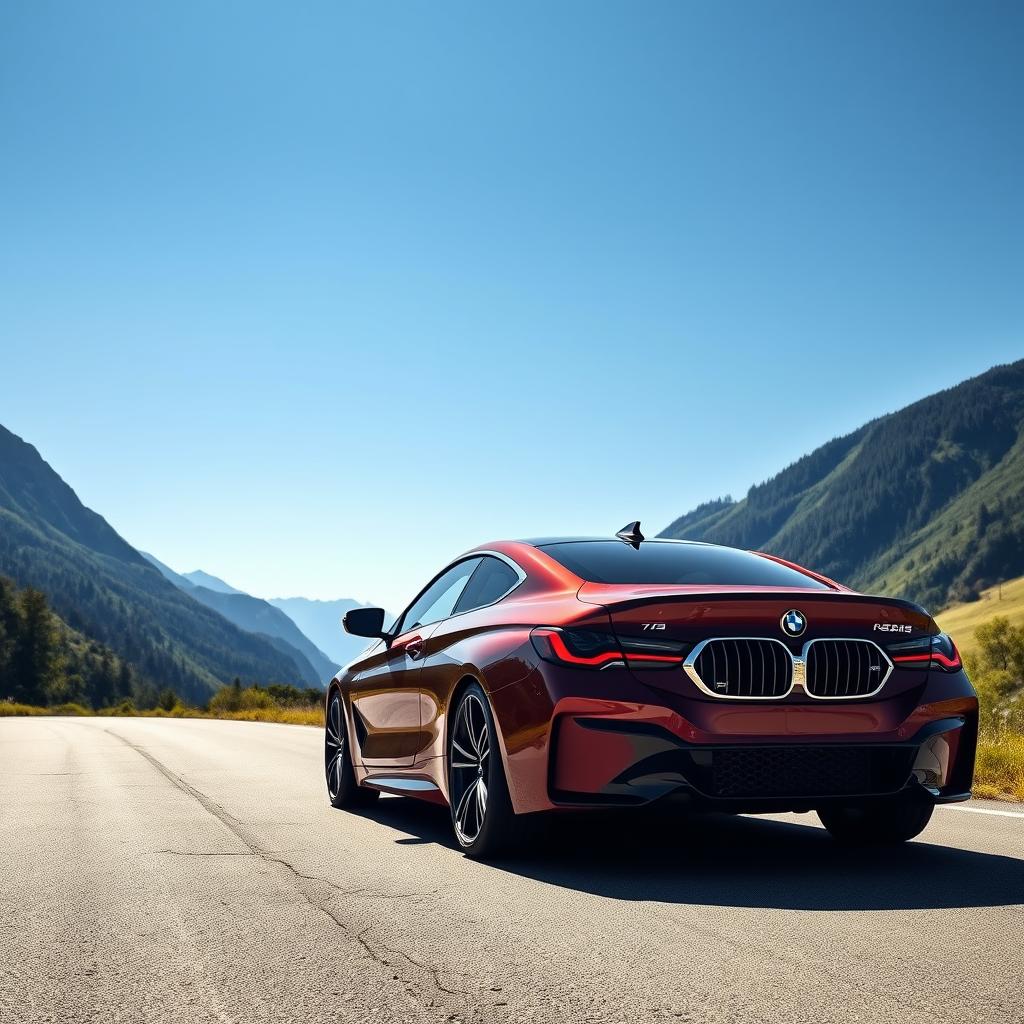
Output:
[[342, 607, 388, 639]]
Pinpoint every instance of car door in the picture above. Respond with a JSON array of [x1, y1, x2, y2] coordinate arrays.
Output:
[[415, 554, 525, 761], [348, 558, 480, 766]]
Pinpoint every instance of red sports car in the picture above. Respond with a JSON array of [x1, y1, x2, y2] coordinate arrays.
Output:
[[324, 524, 977, 858]]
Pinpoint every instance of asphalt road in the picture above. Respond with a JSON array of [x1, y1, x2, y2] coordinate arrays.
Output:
[[1, 717, 1022, 1024]]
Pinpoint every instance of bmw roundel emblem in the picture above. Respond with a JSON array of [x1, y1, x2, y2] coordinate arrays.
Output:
[[781, 609, 807, 637]]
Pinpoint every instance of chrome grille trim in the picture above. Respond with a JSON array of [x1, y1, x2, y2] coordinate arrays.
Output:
[[683, 637, 893, 701], [684, 637, 793, 700], [803, 638, 893, 700]]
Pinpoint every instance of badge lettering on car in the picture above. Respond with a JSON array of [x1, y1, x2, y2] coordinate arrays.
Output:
[[873, 623, 912, 633]]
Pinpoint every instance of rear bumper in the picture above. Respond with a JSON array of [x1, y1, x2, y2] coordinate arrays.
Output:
[[549, 713, 976, 813], [489, 663, 978, 814]]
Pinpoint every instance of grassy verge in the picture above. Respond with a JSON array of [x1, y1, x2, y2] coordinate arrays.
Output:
[[0, 701, 324, 727], [0, 701, 93, 716], [974, 733, 1024, 801], [3, 699, 1019, 801]]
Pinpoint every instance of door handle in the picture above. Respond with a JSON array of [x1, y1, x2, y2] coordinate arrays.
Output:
[[401, 636, 425, 661]]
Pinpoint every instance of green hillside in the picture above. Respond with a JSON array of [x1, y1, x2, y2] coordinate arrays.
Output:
[[936, 575, 1024, 659], [0, 424, 309, 703], [661, 360, 1024, 610]]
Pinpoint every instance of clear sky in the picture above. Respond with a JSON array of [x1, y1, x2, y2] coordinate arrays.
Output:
[[1, 1, 1022, 612]]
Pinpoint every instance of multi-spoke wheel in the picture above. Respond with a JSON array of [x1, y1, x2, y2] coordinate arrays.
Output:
[[447, 683, 517, 858], [325, 690, 378, 809]]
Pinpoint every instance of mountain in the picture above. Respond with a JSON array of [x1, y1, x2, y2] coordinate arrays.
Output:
[[660, 360, 1024, 611], [181, 570, 242, 595], [0, 424, 310, 703], [269, 597, 384, 668], [141, 553, 338, 685]]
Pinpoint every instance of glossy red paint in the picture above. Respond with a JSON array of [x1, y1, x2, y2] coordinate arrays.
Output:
[[328, 538, 978, 818]]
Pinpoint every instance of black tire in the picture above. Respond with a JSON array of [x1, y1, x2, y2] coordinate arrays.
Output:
[[447, 682, 519, 859], [325, 689, 379, 809], [817, 792, 934, 845]]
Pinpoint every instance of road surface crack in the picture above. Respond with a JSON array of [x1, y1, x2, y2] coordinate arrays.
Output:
[[358, 929, 471, 996], [102, 726, 470, 1011], [156, 850, 254, 857]]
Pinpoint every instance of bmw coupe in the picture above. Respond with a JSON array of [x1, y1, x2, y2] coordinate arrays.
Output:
[[324, 524, 977, 858]]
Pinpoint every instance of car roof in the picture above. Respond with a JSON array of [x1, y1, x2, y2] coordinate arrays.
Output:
[[519, 536, 715, 547]]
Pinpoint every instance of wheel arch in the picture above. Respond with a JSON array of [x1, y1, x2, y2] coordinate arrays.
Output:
[[443, 671, 513, 800], [445, 673, 485, 756]]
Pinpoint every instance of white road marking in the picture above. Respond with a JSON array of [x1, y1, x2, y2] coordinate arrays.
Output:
[[938, 803, 1024, 819]]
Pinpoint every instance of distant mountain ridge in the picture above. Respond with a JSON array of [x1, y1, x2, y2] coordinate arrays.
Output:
[[268, 596, 385, 668], [0, 424, 311, 703], [660, 360, 1024, 610], [142, 553, 338, 684], [181, 570, 242, 595]]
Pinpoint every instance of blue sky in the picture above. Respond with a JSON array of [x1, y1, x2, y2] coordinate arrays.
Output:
[[1, 1, 1021, 611]]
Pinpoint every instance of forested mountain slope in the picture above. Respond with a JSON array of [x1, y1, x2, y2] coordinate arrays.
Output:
[[661, 360, 1024, 610], [0, 424, 308, 702]]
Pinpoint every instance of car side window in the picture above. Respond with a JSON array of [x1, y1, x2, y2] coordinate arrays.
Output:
[[395, 558, 481, 634], [453, 556, 521, 614]]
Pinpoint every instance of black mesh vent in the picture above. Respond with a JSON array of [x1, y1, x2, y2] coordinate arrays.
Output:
[[709, 745, 914, 798], [805, 639, 888, 698], [693, 638, 791, 698]]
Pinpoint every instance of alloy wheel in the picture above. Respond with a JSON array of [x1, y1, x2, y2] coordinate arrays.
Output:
[[450, 693, 490, 845], [325, 693, 344, 801]]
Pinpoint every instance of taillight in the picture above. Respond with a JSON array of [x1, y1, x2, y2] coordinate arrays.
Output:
[[888, 633, 962, 672], [530, 627, 688, 670]]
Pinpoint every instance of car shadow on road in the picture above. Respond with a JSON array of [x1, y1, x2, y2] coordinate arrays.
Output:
[[355, 797, 1024, 912]]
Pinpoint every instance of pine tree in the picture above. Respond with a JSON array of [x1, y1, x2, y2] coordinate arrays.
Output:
[[0, 576, 20, 698], [11, 588, 61, 705], [117, 661, 134, 702], [156, 688, 178, 711]]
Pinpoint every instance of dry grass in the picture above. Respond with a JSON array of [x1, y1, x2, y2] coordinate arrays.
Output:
[[0, 702, 324, 727], [937, 574, 1024, 658], [0, 702, 55, 716], [974, 733, 1024, 801], [0, 701, 93, 717], [202, 706, 324, 726]]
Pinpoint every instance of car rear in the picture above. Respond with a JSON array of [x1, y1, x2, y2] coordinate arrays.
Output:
[[527, 539, 977, 824]]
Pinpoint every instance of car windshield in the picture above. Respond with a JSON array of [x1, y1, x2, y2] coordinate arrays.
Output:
[[537, 541, 832, 589]]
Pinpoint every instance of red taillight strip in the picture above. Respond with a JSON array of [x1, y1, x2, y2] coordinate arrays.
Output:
[[892, 652, 961, 670], [545, 632, 622, 666], [543, 631, 683, 667]]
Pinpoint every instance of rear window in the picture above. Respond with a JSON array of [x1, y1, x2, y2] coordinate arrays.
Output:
[[538, 541, 832, 589], [454, 556, 521, 614]]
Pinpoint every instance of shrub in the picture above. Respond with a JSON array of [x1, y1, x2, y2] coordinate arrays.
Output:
[[208, 683, 275, 714], [47, 702, 93, 716], [99, 698, 137, 716]]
